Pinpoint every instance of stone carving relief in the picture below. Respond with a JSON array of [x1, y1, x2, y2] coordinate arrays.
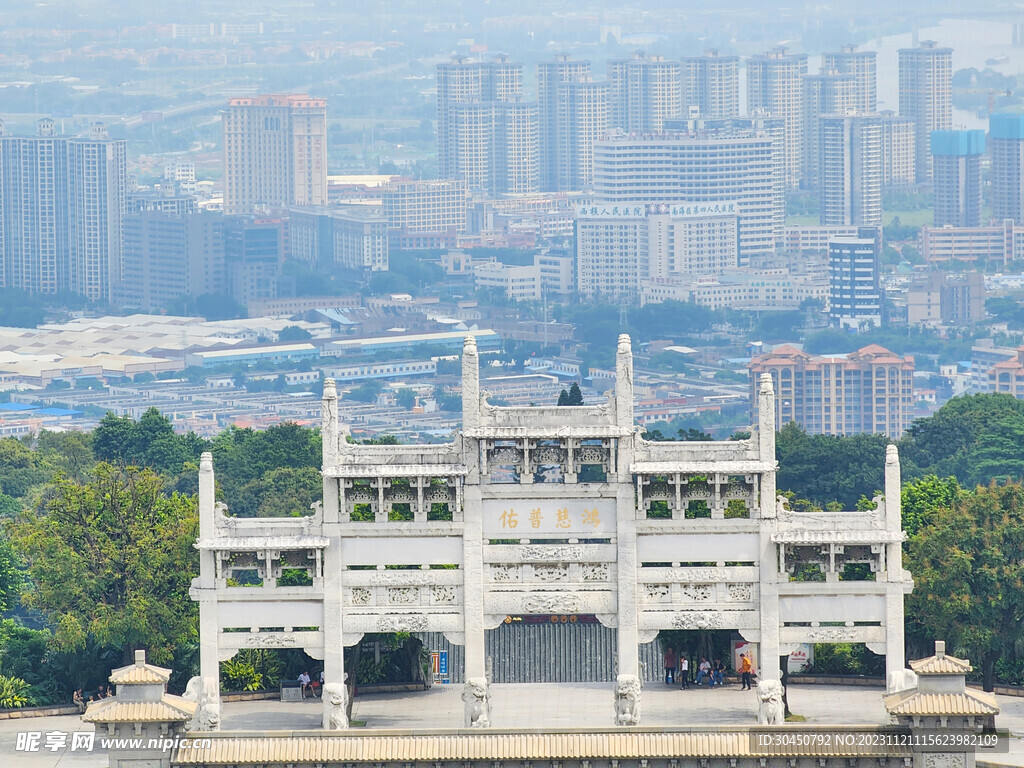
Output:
[[431, 585, 457, 604], [385, 486, 414, 503], [582, 563, 610, 581], [727, 584, 753, 602], [671, 568, 728, 582], [387, 586, 419, 604], [184, 676, 221, 732], [490, 564, 520, 582], [369, 571, 439, 585], [322, 683, 349, 730], [463, 677, 491, 728], [806, 628, 857, 642], [644, 583, 670, 601], [757, 679, 785, 725], [519, 545, 586, 561], [242, 632, 296, 648], [680, 584, 713, 601], [576, 445, 608, 464], [614, 674, 641, 726], [489, 447, 523, 465], [671, 612, 723, 630], [523, 594, 582, 613], [922, 755, 966, 768], [532, 446, 567, 465], [376, 615, 428, 632], [532, 564, 569, 582], [350, 588, 372, 605]]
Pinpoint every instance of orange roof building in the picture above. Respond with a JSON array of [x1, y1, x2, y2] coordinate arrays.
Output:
[[749, 343, 914, 437]]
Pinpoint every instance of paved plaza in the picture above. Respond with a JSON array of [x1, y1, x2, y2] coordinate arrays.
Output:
[[3, 683, 1024, 767]]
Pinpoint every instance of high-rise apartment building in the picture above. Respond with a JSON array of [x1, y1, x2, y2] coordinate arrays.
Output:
[[747, 47, 809, 187], [822, 45, 877, 114], [67, 123, 128, 303], [931, 130, 984, 227], [224, 217, 283, 305], [287, 206, 388, 272], [828, 228, 882, 329], [0, 118, 68, 295], [382, 179, 467, 233], [879, 111, 917, 188], [223, 94, 328, 216], [538, 56, 596, 191], [749, 343, 914, 438], [592, 127, 782, 264], [607, 52, 682, 132], [819, 114, 882, 227], [0, 120, 127, 302], [898, 41, 953, 182], [436, 57, 539, 195], [553, 80, 609, 191], [802, 71, 856, 189], [681, 50, 740, 119], [575, 202, 739, 300], [119, 211, 225, 310], [990, 112, 1024, 224]]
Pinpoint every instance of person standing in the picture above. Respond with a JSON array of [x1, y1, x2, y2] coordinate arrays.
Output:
[[679, 655, 689, 689], [740, 653, 753, 690], [663, 646, 677, 684]]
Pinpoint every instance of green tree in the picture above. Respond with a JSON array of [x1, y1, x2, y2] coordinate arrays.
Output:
[[775, 423, 890, 509], [558, 382, 584, 406], [234, 467, 322, 518], [396, 388, 417, 409], [8, 464, 198, 665], [901, 475, 963, 538], [0, 532, 23, 612], [906, 482, 1024, 691], [900, 394, 1024, 485], [0, 438, 48, 498], [278, 325, 313, 342]]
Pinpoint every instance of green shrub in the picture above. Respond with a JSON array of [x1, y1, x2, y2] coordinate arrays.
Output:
[[220, 659, 263, 691], [0, 674, 33, 708]]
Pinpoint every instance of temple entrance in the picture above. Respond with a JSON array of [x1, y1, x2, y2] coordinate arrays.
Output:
[[486, 616, 661, 683]]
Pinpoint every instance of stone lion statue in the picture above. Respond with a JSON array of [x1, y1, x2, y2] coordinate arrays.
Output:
[[322, 683, 349, 730], [462, 677, 490, 728], [757, 679, 785, 725], [613, 674, 641, 726], [886, 668, 918, 694], [183, 676, 221, 732]]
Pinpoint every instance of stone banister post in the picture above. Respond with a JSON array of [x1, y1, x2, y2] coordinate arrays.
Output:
[[614, 334, 634, 438], [757, 373, 776, 464], [884, 442, 907, 684], [195, 453, 219, 692], [322, 378, 339, 466], [463, 336, 480, 432]]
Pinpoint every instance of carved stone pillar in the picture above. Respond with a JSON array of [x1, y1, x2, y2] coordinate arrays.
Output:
[[462, 462, 489, 724], [196, 454, 220, 691], [884, 443, 907, 687]]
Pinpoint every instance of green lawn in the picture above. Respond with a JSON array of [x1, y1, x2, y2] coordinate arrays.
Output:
[[786, 209, 934, 228], [882, 209, 932, 228]]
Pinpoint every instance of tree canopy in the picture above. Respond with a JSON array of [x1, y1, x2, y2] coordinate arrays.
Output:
[[906, 482, 1024, 690], [8, 463, 198, 666]]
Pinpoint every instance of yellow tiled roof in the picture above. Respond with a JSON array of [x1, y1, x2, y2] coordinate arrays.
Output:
[[109, 663, 172, 685], [172, 729, 914, 765], [83, 697, 195, 724], [883, 689, 999, 717], [910, 655, 972, 675]]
